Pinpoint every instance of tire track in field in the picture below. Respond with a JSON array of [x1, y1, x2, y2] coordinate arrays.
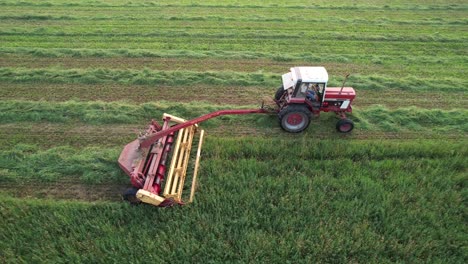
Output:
[[0, 179, 128, 202]]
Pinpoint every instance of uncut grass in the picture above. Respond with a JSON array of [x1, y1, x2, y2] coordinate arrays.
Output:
[[1, 139, 466, 262]]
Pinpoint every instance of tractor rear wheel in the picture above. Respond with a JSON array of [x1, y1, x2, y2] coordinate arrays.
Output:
[[279, 105, 311, 133], [123, 187, 141, 205], [275, 86, 286, 101], [336, 119, 354, 133]]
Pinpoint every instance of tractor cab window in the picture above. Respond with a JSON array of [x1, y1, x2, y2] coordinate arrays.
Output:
[[315, 83, 325, 94], [301, 82, 325, 101], [297, 82, 326, 100], [294, 83, 309, 98], [299, 83, 310, 95]]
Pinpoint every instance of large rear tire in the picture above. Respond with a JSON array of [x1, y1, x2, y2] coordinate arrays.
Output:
[[279, 105, 311, 133], [336, 119, 354, 133], [275, 86, 286, 101]]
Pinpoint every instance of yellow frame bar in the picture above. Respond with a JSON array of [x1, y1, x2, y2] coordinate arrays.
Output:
[[136, 189, 165, 206], [138, 114, 204, 206], [189, 129, 205, 203], [163, 113, 186, 124]]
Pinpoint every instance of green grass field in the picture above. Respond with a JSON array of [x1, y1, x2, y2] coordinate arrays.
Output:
[[0, 0, 467, 262]]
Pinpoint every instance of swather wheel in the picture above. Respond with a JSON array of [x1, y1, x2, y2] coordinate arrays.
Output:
[[279, 105, 311, 133], [275, 86, 286, 101], [123, 187, 141, 205], [336, 119, 354, 133]]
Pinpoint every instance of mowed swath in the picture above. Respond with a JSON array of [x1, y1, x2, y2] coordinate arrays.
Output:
[[0, 0, 466, 262]]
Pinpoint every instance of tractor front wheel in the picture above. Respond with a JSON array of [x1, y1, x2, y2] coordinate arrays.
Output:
[[279, 105, 311, 133], [336, 119, 354, 133]]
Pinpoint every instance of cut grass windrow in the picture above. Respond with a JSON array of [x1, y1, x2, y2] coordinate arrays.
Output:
[[0, 67, 466, 92], [1, 34, 462, 58], [0, 0, 466, 10], [1, 30, 465, 44], [1, 14, 467, 26], [0, 145, 123, 184], [1, 48, 466, 80], [0, 67, 277, 87], [5, 47, 461, 65], [1, 47, 466, 66], [0, 100, 467, 133]]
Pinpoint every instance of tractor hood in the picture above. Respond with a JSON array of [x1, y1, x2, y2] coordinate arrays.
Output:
[[324, 87, 356, 100]]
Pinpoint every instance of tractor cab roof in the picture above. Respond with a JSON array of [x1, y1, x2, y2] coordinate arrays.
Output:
[[292, 66, 328, 83]]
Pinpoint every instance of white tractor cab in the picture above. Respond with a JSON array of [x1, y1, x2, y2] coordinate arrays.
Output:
[[274, 66, 356, 133]]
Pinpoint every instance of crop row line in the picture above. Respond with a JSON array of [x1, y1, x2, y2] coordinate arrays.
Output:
[[2, 48, 463, 66], [2, 36, 461, 58], [0, 67, 466, 92], [1, 14, 466, 26], [0, 100, 466, 133], [0, 130, 462, 152], [1, 82, 464, 110], [1, 139, 466, 185], [1, 30, 465, 43], [1, 1, 466, 11]]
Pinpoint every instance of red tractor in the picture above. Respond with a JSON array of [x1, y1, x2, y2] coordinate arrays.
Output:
[[119, 66, 356, 206], [275, 66, 355, 133]]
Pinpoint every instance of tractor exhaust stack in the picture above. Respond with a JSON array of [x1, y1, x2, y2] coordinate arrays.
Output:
[[339, 73, 350, 94]]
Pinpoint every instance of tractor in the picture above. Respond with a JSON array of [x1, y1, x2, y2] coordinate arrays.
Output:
[[275, 66, 355, 133], [119, 66, 356, 206]]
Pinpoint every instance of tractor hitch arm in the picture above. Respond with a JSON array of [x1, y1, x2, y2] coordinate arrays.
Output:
[[139, 108, 268, 148]]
